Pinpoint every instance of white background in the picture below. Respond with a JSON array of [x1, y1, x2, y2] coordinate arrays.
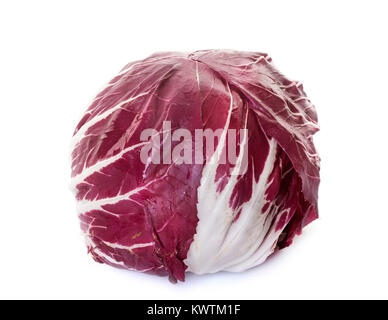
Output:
[[1, 0, 387, 299]]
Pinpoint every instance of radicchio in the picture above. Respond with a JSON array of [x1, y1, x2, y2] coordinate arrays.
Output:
[[70, 50, 320, 282]]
